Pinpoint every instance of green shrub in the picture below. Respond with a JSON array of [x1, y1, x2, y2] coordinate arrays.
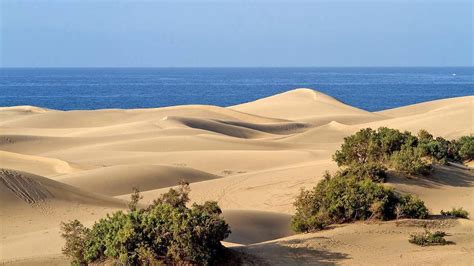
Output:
[[390, 145, 432, 176], [335, 128, 472, 176], [128, 186, 142, 212], [417, 129, 433, 143], [409, 230, 449, 246], [440, 207, 469, 219], [376, 127, 417, 156], [333, 127, 416, 167], [60, 219, 90, 266], [333, 128, 380, 166], [396, 194, 429, 219], [338, 162, 387, 182], [291, 173, 428, 233], [457, 136, 474, 162], [61, 183, 231, 265]]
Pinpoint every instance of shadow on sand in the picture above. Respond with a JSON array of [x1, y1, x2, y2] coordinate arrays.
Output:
[[238, 236, 350, 265], [387, 165, 473, 188]]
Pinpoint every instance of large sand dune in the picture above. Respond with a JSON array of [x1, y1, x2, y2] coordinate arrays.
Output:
[[1, 88, 472, 265]]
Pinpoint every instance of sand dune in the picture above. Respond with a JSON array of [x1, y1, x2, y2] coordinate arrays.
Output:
[[240, 219, 474, 265], [1, 88, 473, 265], [231, 88, 386, 123], [57, 164, 220, 196], [0, 169, 124, 209], [0, 151, 78, 176], [281, 121, 356, 144], [387, 165, 474, 215], [366, 96, 473, 138]]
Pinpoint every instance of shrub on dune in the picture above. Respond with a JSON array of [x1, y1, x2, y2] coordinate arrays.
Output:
[[61, 183, 231, 265], [333, 127, 416, 167], [291, 173, 429, 233], [390, 145, 432, 176], [457, 136, 474, 162], [337, 162, 387, 182], [293, 128, 474, 233], [395, 194, 429, 219], [60, 220, 90, 265], [333, 128, 379, 165], [409, 230, 449, 246], [440, 207, 469, 219], [335, 128, 472, 178]]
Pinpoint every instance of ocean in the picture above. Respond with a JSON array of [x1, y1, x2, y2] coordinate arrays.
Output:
[[0, 67, 472, 111]]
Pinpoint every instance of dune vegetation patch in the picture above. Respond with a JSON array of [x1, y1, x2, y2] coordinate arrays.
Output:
[[409, 230, 452, 246], [440, 207, 470, 219], [334, 127, 473, 176], [291, 172, 429, 232], [60, 182, 231, 265], [292, 127, 472, 233]]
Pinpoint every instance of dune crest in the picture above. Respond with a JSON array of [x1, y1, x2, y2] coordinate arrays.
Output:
[[231, 88, 385, 123]]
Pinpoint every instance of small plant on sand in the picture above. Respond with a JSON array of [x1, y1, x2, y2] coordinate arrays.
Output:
[[440, 207, 469, 219], [128, 186, 143, 211], [395, 194, 429, 219], [409, 230, 450, 246], [60, 219, 90, 266], [61, 182, 231, 265]]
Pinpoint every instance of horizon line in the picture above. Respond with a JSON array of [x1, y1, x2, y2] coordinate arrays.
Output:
[[1, 66, 473, 69]]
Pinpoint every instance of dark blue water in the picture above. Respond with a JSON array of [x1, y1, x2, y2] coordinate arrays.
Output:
[[0, 67, 472, 111]]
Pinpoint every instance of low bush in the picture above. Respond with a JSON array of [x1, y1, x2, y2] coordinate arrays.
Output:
[[409, 230, 449, 246], [60, 219, 90, 265], [390, 145, 432, 176], [440, 207, 469, 219], [61, 183, 231, 265], [291, 173, 429, 233], [333, 127, 416, 167], [395, 194, 429, 219], [334, 128, 472, 178], [457, 136, 474, 162], [338, 162, 387, 182]]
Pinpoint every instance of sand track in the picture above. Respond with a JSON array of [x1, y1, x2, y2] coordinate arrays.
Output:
[[0, 169, 54, 204]]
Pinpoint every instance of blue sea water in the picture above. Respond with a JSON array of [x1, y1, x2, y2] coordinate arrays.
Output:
[[0, 67, 472, 112]]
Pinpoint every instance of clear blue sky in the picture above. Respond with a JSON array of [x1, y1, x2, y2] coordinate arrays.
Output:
[[1, 0, 472, 67]]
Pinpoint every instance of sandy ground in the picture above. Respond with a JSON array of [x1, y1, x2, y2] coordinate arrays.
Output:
[[0, 88, 473, 265]]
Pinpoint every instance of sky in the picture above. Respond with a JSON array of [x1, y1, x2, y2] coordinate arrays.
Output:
[[0, 0, 472, 67]]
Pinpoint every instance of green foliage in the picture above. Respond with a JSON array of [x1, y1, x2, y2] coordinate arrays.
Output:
[[60, 220, 90, 266], [128, 186, 143, 212], [61, 183, 231, 265], [409, 230, 449, 246], [291, 173, 428, 233], [333, 127, 416, 167], [150, 180, 190, 209], [390, 145, 432, 176], [457, 136, 474, 161], [338, 162, 387, 182], [417, 129, 433, 143], [440, 207, 469, 219], [292, 128, 473, 234], [396, 194, 429, 219], [333, 128, 380, 166], [334, 128, 472, 178]]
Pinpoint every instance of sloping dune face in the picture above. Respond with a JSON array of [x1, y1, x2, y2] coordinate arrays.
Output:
[[1, 88, 473, 264]]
